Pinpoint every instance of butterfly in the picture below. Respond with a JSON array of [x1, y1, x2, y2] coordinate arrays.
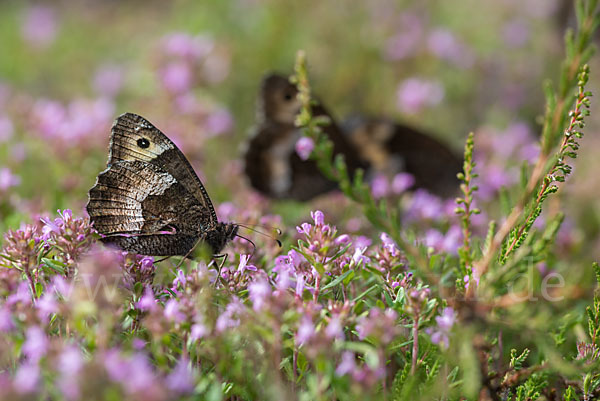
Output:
[[243, 73, 462, 200], [86, 112, 238, 256]]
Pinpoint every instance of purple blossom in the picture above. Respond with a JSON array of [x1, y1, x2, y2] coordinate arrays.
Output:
[[0, 167, 20, 191], [427, 307, 456, 349], [396, 78, 444, 114], [21, 5, 58, 48], [424, 226, 462, 254], [356, 308, 398, 344], [380, 233, 400, 257], [7, 282, 33, 306], [36, 291, 58, 322], [295, 273, 306, 297], [296, 222, 312, 236], [248, 277, 272, 311], [335, 234, 351, 245], [136, 287, 157, 312], [0, 115, 13, 142], [123, 354, 156, 394], [215, 298, 244, 332], [58, 346, 84, 400], [13, 362, 40, 394], [335, 351, 357, 376], [354, 235, 372, 249], [384, 13, 423, 60], [502, 19, 530, 48], [238, 254, 257, 272], [204, 108, 234, 136], [427, 28, 475, 69], [164, 299, 186, 323], [404, 190, 444, 222], [325, 315, 344, 340], [160, 61, 193, 94], [162, 32, 214, 59], [295, 137, 315, 161], [0, 305, 14, 332], [22, 326, 48, 362], [190, 323, 209, 340], [104, 351, 156, 395], [93, 64, 124, 97], [524, 0, 560, 18], [311, 210, 325, 226], [371, 174, 389, 199], [166, 358, 195, 393], [352, 247, 370, 266], [391, 172, 415, 194], [296, 315, 315, 345]]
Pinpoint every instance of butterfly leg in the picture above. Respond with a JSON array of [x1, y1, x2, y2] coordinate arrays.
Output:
[[212, 253, 228, 288]]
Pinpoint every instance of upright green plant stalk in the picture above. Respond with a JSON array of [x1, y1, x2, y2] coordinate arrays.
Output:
[[455, 132, 479, 285], [499, 65, 592, 264], [473, 0, 599, 283]]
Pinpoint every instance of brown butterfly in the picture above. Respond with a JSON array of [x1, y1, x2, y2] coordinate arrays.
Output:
[[87, 113, 238, 256], [243, 73, 462, 200], [243, 74, 367, 201]]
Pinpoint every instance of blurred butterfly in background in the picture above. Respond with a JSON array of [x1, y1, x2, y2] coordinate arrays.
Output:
[[87, 113, 238, 257], [243, 73, 463, 200]]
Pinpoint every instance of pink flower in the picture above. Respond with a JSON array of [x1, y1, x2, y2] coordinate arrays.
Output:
[[295, 137, 314, 161], [14, 362, 40, 394], [166, 358, 194, 393], [371, 174, 389, 199], [396, 78, 444, 114], [190, 323, 209, 340], [162, 33, 214, 59], [164, 299, 186, 323], [204, 108, 234, 136], [502, 19, 530, 48], [22, 326, 48, 362], [93, 64, 124, 97], [384, 13, 423, 60], [0, 115, 13, 142], [335, 351, 357, 376], [311, 210, 325, 226], [391, 173, 415, 194], [427, 29, 475, 69], [0, 306, 14, 332], [296, 315, 315, 345], [0, 167, 20, 191], [160, 62, 193, 94], [136, 287, 157, 312], [21, 5, 58, 48], [248, 277, 272, 311]]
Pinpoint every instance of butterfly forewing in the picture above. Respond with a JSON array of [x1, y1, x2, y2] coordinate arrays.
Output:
[[108, 113, 218, 224]]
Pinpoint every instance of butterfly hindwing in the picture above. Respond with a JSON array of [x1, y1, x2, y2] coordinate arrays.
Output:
[[87, 160, 214, 256], [109, 113, 218, 223]]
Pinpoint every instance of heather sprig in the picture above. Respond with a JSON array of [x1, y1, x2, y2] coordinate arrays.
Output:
[[473, 0, 600, 281], [455, 132, 480, 286]]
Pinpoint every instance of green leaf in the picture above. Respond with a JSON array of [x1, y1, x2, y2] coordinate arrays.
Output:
[[321, 270, 354, 291]]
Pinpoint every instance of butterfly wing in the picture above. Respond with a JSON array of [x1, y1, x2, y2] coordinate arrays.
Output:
[[244, 123, 338, 200], [87, 160, 215, 256], [246, 74, 365, 200], [108, 112, 218, 225], [344, 116, 461, 197]]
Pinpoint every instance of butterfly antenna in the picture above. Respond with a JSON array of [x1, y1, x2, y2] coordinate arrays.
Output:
[[235, 234, 257, 258], [236, 224, 283, 247]]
